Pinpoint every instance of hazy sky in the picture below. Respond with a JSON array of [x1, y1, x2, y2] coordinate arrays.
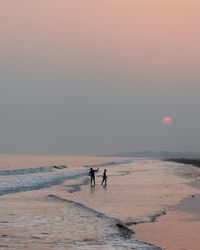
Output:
[[0, 0, 200, 155]]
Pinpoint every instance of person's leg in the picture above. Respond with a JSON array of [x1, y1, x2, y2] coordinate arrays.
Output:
[[102, 178, 106, 185], [93, 177, 95, 186]]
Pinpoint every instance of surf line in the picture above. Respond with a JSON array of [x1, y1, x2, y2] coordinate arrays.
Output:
[[0, 169, 87, 196]]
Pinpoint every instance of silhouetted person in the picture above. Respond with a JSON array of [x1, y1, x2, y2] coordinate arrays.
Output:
[[89, 167, 99, 186], [101, 169, 107, 186]]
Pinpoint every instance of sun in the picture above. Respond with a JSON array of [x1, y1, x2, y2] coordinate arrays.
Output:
[[162, 116, 173, 125]]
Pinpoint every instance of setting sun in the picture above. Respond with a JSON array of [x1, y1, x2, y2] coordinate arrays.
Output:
[[163, 116, 173, 125]]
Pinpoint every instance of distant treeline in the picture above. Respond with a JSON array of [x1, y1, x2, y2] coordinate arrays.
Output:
[[165, 158, 200, 168]]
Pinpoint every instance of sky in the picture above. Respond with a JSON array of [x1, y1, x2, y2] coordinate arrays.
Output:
[[0, 0, 200, 155]]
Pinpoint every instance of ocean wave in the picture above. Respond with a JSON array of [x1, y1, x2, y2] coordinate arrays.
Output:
[[44, 195, 162, 250], [0, 165, 67, 176], [84, 159, 134, 168], [0, 169, 86, 196], [0, 159, 134, 196]]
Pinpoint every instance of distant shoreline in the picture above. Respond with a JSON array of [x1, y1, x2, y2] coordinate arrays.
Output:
[[164, 158, 200, 168]]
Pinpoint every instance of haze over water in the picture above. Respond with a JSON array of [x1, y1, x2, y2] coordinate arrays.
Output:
[[0, 0, 200, 155]]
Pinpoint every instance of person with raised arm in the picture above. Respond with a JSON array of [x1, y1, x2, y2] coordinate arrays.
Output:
[[89, 167, 99, 186]]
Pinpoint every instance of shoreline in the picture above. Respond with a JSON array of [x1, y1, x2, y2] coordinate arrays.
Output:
[[0, 157, 164, 250], [164, 158, 200, 168], [134, 159, 200, 250], [64, 159, 200, 249], [0, 156, 200, 249]]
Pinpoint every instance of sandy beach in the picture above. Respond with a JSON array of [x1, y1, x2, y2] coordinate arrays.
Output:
[[133, 162, 200, 250], [0, 155, 200, 249]]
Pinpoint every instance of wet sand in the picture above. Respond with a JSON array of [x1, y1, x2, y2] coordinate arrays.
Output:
[[68, 160, 197, 220], [66, 159, 200, 249], [133, 162, 200, 250], [0, 156, 200, 249], [135, 208, 200, 250]]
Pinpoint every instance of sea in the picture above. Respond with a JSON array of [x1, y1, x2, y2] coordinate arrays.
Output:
[[0, 155, 164, 250]]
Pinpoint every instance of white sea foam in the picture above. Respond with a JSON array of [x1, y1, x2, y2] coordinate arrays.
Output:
[[0, 169, 87, 196]]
